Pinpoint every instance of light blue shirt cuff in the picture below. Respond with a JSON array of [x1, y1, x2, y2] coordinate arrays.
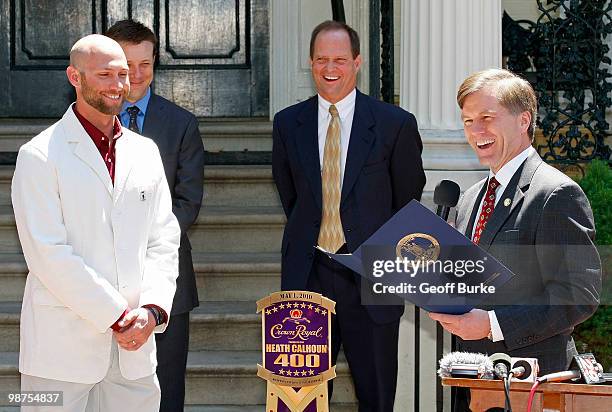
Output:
[[488, 310, 504, 342]]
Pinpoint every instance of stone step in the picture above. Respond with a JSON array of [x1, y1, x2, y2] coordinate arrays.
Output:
[[189, 302, 259, 351], [0, 351, 357, 406], [0, 118, 272, 154], [0, 163, 485, 208], [0, 252, 280, 303], [0, 301, 264, 352], [190, 207, 285, 254], [0, 206, 286, 254], [0, 254, 25, 303], [0, 165, 279, 208], [194, 252, 280, 302], [203, 165, 278, 207], [0, 167, 11, 206]]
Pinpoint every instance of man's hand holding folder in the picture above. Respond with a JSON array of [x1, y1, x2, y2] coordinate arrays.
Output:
[[318, 200, 515, 315]]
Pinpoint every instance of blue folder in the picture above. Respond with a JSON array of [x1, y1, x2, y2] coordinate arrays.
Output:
[[316, 200, 515, 314]]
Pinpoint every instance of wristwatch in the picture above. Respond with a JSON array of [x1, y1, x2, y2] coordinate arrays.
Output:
[[145, 306, 164, 326]]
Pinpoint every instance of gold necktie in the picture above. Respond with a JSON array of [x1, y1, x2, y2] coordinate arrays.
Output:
[[317, 104, 345, 252]]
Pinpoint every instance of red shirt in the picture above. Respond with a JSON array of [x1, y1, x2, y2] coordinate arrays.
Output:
[[72, 106, 122, 183]]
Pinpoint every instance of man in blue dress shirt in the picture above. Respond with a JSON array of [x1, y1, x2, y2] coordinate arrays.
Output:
[[106, 20, 205, 412]]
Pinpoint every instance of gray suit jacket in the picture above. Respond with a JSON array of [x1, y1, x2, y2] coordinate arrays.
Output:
[[455, 152, 601, 374], [143, 93, 205, 315]]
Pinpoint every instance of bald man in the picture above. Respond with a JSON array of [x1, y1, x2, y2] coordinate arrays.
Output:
[[12, 34, 180, 411]]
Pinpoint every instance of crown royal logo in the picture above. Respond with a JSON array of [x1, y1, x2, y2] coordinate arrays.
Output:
[[257, 291, 336, 411]]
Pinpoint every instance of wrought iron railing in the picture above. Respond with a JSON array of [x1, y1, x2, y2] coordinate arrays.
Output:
[[503, 0, 612, 173], [369, 0, 395, 103]]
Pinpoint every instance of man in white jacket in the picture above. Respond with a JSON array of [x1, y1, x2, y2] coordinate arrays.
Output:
[[11, 34, 180, 411]]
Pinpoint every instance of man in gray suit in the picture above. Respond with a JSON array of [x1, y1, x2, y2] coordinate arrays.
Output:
[[429, 69, 601, 409], [106, 20, 205, 412]]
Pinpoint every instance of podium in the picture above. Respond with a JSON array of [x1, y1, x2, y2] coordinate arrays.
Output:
[[442, 377, 612, 411]]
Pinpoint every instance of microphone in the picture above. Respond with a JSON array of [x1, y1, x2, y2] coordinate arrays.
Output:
[[433, 180, 461, 221], [490, 353, 512, 379], [509, 359, 538, 382], [438, 351, 494, 379], [490, 353, 514, 412]]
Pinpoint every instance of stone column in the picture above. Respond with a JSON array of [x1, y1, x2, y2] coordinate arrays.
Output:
[[401, 0, 502, 130], [396, 1, 502, 410]]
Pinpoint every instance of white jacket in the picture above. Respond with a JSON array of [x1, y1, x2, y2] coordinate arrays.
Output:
[[11, 105, 180, 383]]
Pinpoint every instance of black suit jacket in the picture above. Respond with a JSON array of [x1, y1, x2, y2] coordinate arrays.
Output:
[[142, 93, 205, 315], [272, 90, 426, 324], [455, 152, 601, 374]]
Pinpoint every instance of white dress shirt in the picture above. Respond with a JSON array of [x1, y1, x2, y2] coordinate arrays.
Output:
[[317, 89, 357, 185], [471, 146, 535, 342]]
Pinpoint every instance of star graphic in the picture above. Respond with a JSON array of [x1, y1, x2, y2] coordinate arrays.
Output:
[[279, 303, 285, 309], [321, 310, 327, 316], [301, 370, 307, 376], [272, 307, 278, 312], [287, 370, 293, 376], [308, 304, 314, 310], [279, 369, 285, 375], [314, 307, 321, 313], [308, 370, 315, 375], [265, 310, 271, 315], [292, 303, 298, 308], [300, 303, 306, 308]]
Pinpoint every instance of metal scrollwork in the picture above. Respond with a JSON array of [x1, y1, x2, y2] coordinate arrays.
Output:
[[503, 1, 612, 172]]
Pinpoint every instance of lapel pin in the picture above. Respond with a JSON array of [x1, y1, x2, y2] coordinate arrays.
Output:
[[140, 191, 146, 201], [503, 198, 511, 207]]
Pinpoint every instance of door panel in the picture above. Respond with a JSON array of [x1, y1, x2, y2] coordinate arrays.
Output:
[[0, 0, 268, 117]]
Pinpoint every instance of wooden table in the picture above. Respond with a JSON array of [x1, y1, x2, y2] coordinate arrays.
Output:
[[442, 377, 612, 411]]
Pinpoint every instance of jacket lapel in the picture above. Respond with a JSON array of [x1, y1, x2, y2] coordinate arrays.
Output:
[[112, 131, 136, 204], [477, 152, 543, 249], [142, 94, 168, 138], [63, 106, 113, 198], [295, 96, 323, 210], [340, 90, 376, 207]]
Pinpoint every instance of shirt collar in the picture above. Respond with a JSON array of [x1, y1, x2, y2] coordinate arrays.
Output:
[[318, 88, 356, 120], [490, 146, 535, 187], [121, 87, 151, 116], [72, 105, 122, 143]]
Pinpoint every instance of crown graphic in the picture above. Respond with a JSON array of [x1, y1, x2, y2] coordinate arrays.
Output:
[[290, 309, 303, 318]]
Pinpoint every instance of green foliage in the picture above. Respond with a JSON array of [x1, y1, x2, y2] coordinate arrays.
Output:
[[573, 159, 612, 371], [577, 160, 612, 245]]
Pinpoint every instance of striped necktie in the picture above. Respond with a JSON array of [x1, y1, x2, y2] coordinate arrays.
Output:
[[317, 104, 345, 252]]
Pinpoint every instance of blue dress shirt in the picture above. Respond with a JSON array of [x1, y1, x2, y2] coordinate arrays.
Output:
[[120, 87, 151, 133]]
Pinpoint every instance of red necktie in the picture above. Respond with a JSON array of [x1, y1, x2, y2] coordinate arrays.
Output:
[[472, 177, 500, 245]]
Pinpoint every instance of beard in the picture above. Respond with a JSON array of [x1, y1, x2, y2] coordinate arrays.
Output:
[[80, 74, 126, 115]]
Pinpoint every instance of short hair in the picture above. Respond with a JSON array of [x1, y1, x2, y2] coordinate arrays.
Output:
[[309, 20, 360, 59], [457, 69, 538, 139], [105, 19, 158, 57]]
